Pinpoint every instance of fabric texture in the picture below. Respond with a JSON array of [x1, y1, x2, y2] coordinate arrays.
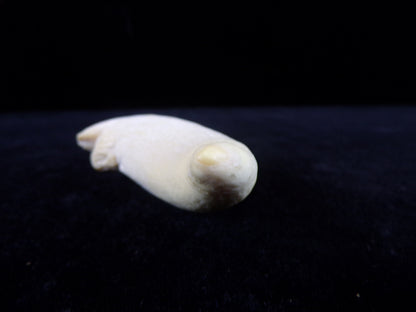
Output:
[[1, 107, 415, 311]]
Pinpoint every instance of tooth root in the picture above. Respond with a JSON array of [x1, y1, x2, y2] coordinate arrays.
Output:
[[76, 114, 258, 212], [90, 131, 118, 171], [76, 122, 108, 151]]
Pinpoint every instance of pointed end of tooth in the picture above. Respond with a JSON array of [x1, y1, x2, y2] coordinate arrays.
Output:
[[196, 145, 228, 166]]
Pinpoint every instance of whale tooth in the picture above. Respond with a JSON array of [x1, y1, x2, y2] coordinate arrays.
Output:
[[76, 114, 258, 212]]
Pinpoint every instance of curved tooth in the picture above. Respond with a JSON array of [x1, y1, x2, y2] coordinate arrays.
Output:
[[76, 114, 258, 212]]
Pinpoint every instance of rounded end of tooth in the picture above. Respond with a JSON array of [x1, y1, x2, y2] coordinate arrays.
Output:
[[190, 142, 258, 212]]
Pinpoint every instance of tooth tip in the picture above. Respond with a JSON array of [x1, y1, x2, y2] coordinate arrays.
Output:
[[196, 145, 228, 165]]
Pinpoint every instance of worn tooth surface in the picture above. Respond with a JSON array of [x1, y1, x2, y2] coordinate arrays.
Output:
[[76, 114, 258, 212]]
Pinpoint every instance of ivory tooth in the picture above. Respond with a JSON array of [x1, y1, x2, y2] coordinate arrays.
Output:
[[76, 114, 258, 212]]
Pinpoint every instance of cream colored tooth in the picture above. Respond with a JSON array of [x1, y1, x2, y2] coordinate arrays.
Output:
[[76, 114, 258, 212]]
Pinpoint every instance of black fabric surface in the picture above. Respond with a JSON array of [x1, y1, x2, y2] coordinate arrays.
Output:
[[1, 107, 415, 311]]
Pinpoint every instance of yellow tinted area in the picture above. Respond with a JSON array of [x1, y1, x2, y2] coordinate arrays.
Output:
[[196, 145, 228, 165]]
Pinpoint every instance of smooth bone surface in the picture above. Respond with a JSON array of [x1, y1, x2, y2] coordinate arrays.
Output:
[[76, 114, 258, 212]]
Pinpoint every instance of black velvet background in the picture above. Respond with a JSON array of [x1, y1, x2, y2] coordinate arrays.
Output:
[[1, 107, 415, 311]]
